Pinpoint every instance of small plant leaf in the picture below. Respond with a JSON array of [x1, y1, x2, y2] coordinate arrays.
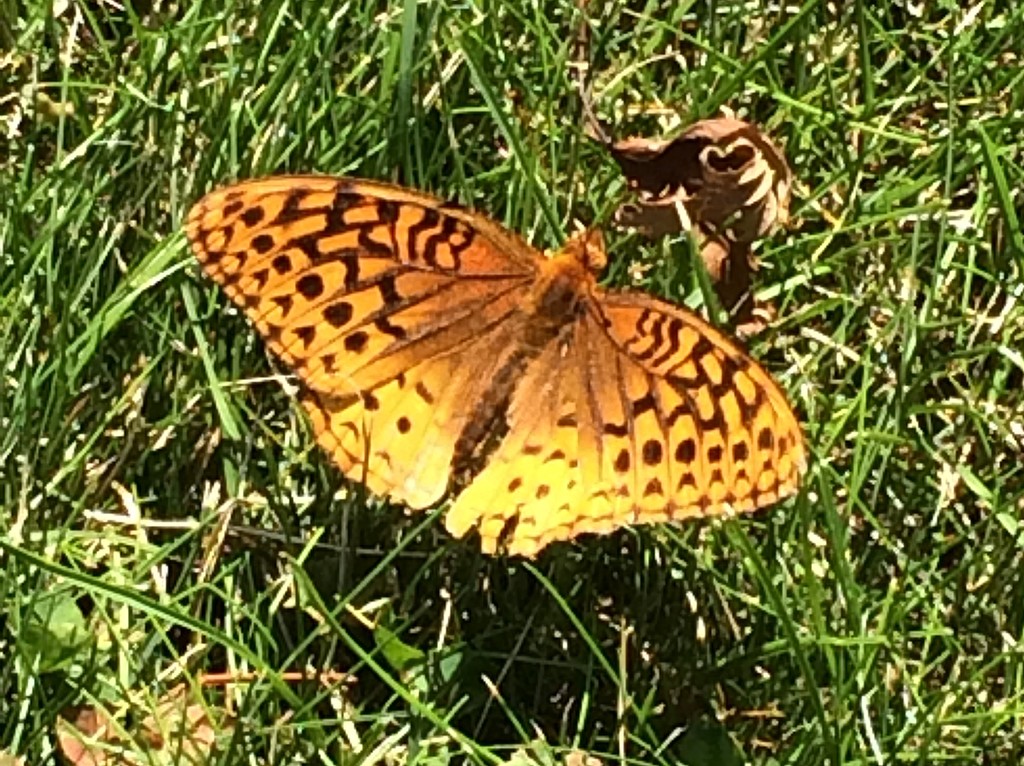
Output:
[[19, 589, 91, 673]]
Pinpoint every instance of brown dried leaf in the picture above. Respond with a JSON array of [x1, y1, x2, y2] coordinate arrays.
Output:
[[735, 297, 779, 340], [609, 117, 791, 243], [565, 750, 604, 766], [139, 684, 223, 760], [603, 117, 792, 328], [56, 686, 231, 766], [570, 8, 792, 330], [56, 706, 117, 766]]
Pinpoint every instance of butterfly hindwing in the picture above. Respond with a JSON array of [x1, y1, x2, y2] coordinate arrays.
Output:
[[594, 293, 804, 508], [445, 292, 805, 556]]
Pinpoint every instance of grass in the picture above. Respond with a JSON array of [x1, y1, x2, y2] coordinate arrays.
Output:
[[2, 0, 1024, 763]]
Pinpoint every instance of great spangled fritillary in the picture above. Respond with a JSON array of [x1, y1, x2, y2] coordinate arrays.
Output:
[[186, 176, 805, 557]]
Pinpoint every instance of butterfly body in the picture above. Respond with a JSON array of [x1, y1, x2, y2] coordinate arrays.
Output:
[[187, 176, 804, 557]]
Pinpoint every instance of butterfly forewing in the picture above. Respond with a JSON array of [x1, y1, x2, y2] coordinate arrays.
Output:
[[187, 176, 537, 508]]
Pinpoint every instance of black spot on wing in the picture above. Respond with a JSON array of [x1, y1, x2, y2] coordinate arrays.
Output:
[[272, 188, 314, 225], [290, 234, 322, 265], [676, 438, 696, 464], [358, 227, 393, 257], [323, 302, 353, 327], [325, 189, 362, 234], [271, 295, 294, 316], [294, 325, 316, 348], [241, 206, 264, 227], [643, 478, 664, 497], [345, 331, 369, 352], [650, 316, 684, 368], [252, 234, 275, 254], [415, 381, 435, 404], [614, 449, 630, 473], [642, 439, 663, 466], [603, 421, 629, 437], [296, 273, 324, 299], [271, 254, 292, 274], [631, 391, 657, 416], [376, 199, 400, 223], [378, 274, 400, 306], [406, 207, 441, 264], [223, 200, 244, 216]]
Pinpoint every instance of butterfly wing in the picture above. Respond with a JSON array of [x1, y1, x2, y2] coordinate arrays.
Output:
[[186, 176, 539, 508], [446, 289, 805, 557]]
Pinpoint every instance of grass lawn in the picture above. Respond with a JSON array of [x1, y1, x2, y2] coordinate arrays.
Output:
[[3, 1, 1024, 763]]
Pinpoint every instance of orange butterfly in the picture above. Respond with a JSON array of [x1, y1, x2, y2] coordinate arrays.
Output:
[[186, 176, 804, 557]]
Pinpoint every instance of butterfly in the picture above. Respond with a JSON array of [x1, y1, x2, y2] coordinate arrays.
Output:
[[186, 176, 805, 557]]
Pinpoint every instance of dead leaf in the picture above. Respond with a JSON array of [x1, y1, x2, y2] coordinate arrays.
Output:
[[56, 706, 117, 766], [605, 116, 791, 327], [565, 750, 603, 766], [608, 117, 791, 241], [139, 684, 222, 761], [56, 686, 232, 766], [568, 1, 791, 302], [572, 19, 792, 331]]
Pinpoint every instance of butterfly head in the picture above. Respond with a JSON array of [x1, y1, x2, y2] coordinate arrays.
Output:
[[560, 227, 608, 274]]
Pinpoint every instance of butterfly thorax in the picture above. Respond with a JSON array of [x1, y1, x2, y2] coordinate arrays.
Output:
[[523, 253, 592, 352]]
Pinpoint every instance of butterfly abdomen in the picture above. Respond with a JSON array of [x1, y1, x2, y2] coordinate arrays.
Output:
[[450, 309, 566, 486]]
